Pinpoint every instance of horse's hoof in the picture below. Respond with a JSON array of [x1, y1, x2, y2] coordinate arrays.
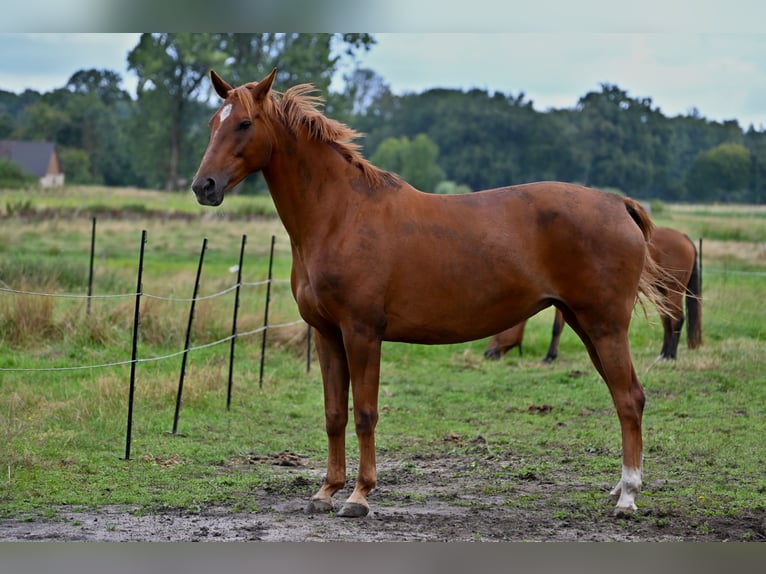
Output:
[[613, 505, 637, 518], [304, 499, 334, 514], [336, 502, 369, 518]]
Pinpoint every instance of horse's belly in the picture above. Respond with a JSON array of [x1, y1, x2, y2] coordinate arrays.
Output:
[[382, 289, 547, 345]]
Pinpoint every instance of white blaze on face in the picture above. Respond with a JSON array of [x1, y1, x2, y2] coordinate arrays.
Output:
[[219, 103, 233, 123]]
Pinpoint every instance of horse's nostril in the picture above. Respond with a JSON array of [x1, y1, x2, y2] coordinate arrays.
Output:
[[192, 177, 215, 195]]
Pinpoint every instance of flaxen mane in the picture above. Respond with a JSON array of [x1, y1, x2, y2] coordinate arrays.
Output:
[[235, 82, 399, 189]]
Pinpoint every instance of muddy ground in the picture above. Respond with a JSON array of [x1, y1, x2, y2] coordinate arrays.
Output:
[[2, 453, 764, 542]]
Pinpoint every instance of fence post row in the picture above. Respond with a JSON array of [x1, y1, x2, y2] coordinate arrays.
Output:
[[306, 325, 312, 373], [697, 241, 702, 297], [259, 234, 276, 388], [124, 229, 147, 461], [227, 234, 247, 411], [171, 237, 208, 435], [86, 217, 96, 318], [1, 225, 300, 459]]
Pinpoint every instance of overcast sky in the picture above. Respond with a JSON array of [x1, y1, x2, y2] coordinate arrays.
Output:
[[1, 32, 766, 130]]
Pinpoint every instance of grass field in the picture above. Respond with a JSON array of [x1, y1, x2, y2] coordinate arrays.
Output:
[[0, 186, 764, 538]]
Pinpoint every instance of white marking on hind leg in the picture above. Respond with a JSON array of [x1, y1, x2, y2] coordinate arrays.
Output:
[[610, 465, 642, 512]]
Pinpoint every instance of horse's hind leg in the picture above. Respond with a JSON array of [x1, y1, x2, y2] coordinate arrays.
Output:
[[595, 335, 645, 513], [659, 314, 674, 360], [565, 313, 645, 513], [660, 291, 684, 360], [543, 308, 566, 363], [305, 329, 351, 514]]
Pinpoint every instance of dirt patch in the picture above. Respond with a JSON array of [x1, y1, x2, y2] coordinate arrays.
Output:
[[2, 454, 764, 542]]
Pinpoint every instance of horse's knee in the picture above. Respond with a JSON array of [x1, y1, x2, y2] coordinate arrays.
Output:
[[355, 407, 378, 435], [325, 408, 348, 436]]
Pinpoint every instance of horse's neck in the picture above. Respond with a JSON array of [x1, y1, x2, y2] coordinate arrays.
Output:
[[263, 137, 359, 245]]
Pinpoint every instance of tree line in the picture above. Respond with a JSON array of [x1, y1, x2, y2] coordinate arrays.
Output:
[[1, 33, 764, 203]]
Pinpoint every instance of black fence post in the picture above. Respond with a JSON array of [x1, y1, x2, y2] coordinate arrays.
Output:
[[698, 237, 703, 298], [306, 325, 312, 373], [125, 229, 147, 461], [171, 237, 208, 435], [227, 234, 247, 411], [259, 235, 275, 388], [86, 217, 96, 317]]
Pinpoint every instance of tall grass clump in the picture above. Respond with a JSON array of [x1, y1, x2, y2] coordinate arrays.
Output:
[[0, 255, 90, 291], [0, 280, 60, 346]]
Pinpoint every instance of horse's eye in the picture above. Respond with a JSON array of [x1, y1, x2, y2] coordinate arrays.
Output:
[[238, 119, 252, 131]]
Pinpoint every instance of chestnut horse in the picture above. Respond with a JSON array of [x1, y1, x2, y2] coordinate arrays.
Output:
[[485, 226, 702, 362], [191, 69, 665, 517]]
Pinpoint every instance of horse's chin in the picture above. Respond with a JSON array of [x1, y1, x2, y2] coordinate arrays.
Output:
[[199, 194, 224, 207], [191, 187, 225, 206]]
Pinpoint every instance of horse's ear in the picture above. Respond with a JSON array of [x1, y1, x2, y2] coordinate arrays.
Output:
[[210, 70, 233, 100], [251, 68, 277, 102]]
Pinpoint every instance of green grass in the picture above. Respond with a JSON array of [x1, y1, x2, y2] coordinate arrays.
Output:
[[1, 186, 764, 524], [1, 185, 278, 220]]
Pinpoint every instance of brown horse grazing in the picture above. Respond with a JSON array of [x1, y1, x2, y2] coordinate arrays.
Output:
[[191, 69, 666, 517], [484, 308, 563, 362], [485, 226, 702, 362]]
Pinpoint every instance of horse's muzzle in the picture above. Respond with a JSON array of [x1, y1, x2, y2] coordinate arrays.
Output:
[[191, 176, 224, 206], [484, 348, 501, 360]]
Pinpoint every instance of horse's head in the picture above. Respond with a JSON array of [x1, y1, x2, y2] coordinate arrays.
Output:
[[191, 68, 277, 206]]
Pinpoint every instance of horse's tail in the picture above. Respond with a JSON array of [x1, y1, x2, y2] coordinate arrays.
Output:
[[623, 198, 672, 319], [624, 197, 653, 242], [685, 236, 703, 349]]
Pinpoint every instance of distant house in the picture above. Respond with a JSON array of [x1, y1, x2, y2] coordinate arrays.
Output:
[[0, 140, 65, 187]]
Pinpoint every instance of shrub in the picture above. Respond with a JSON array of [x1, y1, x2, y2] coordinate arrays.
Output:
[[0, 158, 36, 190]]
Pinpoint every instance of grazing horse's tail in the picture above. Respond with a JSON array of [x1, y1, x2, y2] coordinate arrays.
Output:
[[622, 198, 670, 318], [685, 237, 703, 349]]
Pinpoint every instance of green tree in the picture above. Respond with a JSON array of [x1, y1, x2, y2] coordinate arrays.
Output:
[[215, 34, 373, 90], [370, 134, 445, 192], [685, 143, 752, 202], [127, 33, 374, 192], [357, 87, 575, 191], [744, 127, 766, 203], [0, 158, 36, 189], [213, 33, 374, 129], [13, 100, 69, 142], [128, 33, 227, 190], [62, 71, 133, 185], [666, 112, 746, 201], [57, 146, 92, 184], [575, 84, 672, 197], [3, 72, 132, 187], [67, 69, 129, 107]]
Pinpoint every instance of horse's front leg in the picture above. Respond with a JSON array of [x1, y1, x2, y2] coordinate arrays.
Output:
[[304, 329, 350, 514], [336, 332, 382, 518]]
